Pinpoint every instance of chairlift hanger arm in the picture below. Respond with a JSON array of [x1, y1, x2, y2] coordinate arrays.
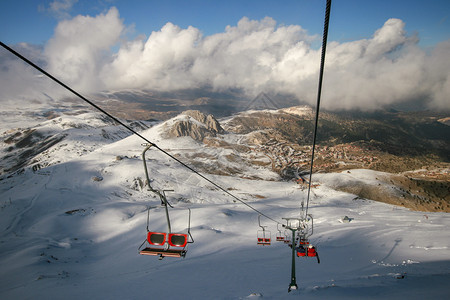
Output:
[[307, 214, 313, 237], [142, 144, 173, 233], [258, 214, 266, 230], [187, 207, 194, 243], [142, 144, 175, 205], [142, 144, 157, 193]]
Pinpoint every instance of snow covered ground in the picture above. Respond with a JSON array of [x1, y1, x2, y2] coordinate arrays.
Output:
[[1, 113, 449, 299]]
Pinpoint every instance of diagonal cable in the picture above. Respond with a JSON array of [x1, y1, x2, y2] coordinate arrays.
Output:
[[0, 41, 281, 225]]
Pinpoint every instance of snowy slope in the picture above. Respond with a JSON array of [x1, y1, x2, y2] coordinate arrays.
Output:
[[0, 112, 449, 299]]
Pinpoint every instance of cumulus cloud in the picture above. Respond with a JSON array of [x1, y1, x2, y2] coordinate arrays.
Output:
[[1, 7, 449, 112], [44, 7, 124, 92], [0, 7, 122, 107], [99, 16, 448, 111]]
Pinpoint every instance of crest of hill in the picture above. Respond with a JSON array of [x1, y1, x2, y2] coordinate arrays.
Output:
[[163, 110, 224, 142], [224, 106, 449, 155]]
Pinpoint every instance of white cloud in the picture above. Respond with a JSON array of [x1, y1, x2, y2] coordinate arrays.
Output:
[[320, 19, 449, 111], [101, 16, 316, 95], [47, 0, 79, 19], [44, 7, 124, 92], [424, 41, 450, 110], [99, 16, 449, 111], [100, 22, 203, 91], [1, 9, 449, 112]]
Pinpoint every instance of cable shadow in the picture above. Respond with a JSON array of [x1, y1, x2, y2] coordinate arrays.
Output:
[[379, 237, 402, 262]]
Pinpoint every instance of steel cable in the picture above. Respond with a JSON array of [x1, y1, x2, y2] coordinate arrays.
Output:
[[304, 0, 332, 217], [0, 41, 281, 225]]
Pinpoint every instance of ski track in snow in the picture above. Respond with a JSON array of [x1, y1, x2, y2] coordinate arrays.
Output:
[[1, 112, 449, 299]]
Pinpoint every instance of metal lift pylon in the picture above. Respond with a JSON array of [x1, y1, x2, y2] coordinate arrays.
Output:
[[283, 218, 300, 292], [283, 215, 314, 292]]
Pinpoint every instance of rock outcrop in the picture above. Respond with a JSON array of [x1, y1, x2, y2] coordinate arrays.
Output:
[[165, 110, 224, 141]]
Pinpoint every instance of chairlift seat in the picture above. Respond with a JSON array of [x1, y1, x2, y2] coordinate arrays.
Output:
[[140, 247, 187, 258], [140, 232, 189, 257]]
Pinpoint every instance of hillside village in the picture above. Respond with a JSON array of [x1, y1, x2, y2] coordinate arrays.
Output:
[[247, 136, 449, 212], [254, 141, 380, 173]]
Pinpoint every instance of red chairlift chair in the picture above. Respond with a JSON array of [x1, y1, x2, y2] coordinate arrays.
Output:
[[257, 214, 271, 246], [276, 223, 285, 242], [257, 231, 271, 245], [140, 231, 190, 258], [138, 144, 194, 259], [138, 207, 193, 258], [296, 242, 320, 263]]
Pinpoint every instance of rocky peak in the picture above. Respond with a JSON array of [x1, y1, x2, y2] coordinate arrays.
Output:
[[164, 110, 224, 141]]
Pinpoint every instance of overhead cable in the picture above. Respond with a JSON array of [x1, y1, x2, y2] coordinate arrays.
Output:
[[0, 41, 281, 225], [304, 0, 332, 217]]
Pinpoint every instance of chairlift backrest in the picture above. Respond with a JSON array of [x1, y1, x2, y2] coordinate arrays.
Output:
[[148, 232, 166, 245], [169, 233, 188, 247]]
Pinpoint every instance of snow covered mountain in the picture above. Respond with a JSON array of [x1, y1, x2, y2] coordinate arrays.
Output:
[[0, 108, 449, 299]]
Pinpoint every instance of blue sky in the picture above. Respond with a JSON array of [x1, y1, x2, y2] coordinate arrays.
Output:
[[1, 0, 449, 47]]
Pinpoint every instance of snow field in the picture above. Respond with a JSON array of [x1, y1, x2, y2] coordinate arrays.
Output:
[[1, 113, 449, 299]]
